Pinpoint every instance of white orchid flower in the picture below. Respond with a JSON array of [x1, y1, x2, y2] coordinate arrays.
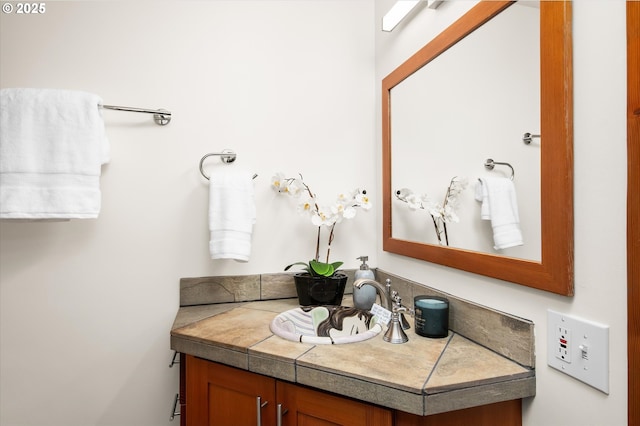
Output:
[[342, 205, 357, 219], [355, 192, 372, 210], [297, 198, 315, 216], [395, 188, 413, 201], [274, 172, 371, 267], [286, 178, 306, 197], [271, 173, 287, 192], [405, 193, 423, 210]]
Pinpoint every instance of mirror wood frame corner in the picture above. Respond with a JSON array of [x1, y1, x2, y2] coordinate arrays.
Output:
[[382, 1, 574, 296]]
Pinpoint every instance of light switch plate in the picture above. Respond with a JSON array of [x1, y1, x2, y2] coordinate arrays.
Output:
[[547, 309, 610, 394]]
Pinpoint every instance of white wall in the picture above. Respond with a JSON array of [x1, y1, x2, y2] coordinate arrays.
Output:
[[1, 1, 629, 425], [0, 2, 375, 425], [375, 1, 628, 426]]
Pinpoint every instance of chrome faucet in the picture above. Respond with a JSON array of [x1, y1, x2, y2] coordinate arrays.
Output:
[[353, 278, 392, 311], [353, 278, 412, 344]]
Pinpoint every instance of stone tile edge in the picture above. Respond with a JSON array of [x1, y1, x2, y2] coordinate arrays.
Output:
[[170, 335, 248, 371], [423, 376, 536, 416], [296, 365, 424, 416]]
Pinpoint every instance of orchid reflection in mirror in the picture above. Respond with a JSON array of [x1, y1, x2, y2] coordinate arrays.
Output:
[[395, 177, 468, 246]]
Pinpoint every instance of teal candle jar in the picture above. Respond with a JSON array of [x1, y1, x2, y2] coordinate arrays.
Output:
[[414, 296, 449, 338]]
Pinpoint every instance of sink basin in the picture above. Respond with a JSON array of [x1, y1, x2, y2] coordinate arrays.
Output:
[[270, 305, 383, 344]]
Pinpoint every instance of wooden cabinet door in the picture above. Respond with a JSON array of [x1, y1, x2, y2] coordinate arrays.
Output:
[[185, 355, 276, 426], [276, 381, 392, 426], [394, 400, 522, 426]]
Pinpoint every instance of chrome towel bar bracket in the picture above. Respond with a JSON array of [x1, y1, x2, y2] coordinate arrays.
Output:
[[523, 132, 540, 144]]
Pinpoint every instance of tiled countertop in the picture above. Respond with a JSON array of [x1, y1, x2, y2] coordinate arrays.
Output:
[[171, 284, 535, 416]]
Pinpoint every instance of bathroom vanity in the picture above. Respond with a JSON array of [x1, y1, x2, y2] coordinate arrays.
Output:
[[182, 355, 522, 426], [170, 271, 535, 425]]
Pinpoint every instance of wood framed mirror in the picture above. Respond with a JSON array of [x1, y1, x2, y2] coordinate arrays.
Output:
[[382, 1, 573, 295]]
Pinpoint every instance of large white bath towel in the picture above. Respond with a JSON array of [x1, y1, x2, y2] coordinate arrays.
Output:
[[208, 168, 256, 261], [475, 177, 523, 250], [0, 88, 110, 219]]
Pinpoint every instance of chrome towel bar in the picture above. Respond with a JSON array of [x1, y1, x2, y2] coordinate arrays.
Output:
[[101, 104, 171, 125]]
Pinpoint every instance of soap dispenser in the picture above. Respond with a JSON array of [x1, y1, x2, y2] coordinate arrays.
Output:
[[353, 256, 376, 310]]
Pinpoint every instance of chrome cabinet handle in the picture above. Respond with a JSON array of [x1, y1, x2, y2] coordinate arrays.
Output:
[[276, 403, 288, 426], [256, 396, 268, 426]]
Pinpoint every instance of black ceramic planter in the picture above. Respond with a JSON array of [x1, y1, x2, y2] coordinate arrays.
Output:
[[294, 273, 348, 306]]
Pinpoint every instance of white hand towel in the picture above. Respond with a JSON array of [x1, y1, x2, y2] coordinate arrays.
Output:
[[0, 88, 110, 219], [475, 177, 523, 250], [208, 168, 256, 262]]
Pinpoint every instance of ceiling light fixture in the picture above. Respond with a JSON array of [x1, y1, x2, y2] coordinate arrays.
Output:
[[382, 0, 443, 32]]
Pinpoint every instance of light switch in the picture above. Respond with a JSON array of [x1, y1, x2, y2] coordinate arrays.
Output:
[[547, 309, 610, 394]]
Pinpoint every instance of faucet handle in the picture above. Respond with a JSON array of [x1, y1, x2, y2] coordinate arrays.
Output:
[[390, 290, 412, 330], [390, 290, 402, 305]]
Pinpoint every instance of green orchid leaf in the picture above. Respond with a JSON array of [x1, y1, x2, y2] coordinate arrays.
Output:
[[309, 260, 333, 277], [286, 260, 343, 277], [284, 262, 312, 274]]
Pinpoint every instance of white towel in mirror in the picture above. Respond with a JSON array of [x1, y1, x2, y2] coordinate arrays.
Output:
[[475, 177, 523, 250]]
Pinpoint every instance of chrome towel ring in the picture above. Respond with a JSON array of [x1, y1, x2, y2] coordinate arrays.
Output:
[[484, 158, 515, 180], [199, 150, 257, 180]]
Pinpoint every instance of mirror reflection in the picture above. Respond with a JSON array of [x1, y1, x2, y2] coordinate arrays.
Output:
[[382, 0, 574, 295], [390, 1, 541, 261]]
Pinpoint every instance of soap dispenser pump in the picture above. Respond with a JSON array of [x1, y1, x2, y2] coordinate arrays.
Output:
[[353, 256, 376, 310]]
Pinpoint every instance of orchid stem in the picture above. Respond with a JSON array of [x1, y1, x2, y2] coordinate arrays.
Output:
[[326, 223, 336, 263], [315, 226, 321, 262]]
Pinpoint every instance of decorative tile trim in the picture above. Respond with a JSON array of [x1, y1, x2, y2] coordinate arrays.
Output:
[[180, 270, 357, 306], [179, 275, 260, 306]]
